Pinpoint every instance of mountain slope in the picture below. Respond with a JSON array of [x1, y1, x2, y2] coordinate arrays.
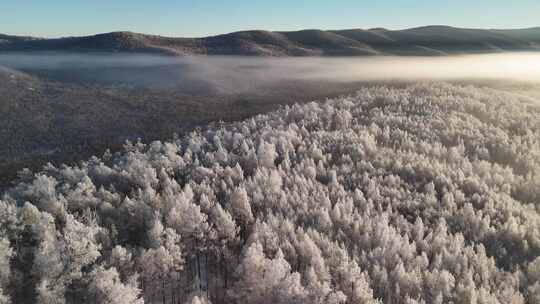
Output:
[[0, 32, 197, 55], [2, 26, 540, 56], [0, 33, 41, 44], [2, 83, 540, 303]]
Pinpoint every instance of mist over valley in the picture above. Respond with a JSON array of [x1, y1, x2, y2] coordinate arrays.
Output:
[[2, 51, 540, 187]]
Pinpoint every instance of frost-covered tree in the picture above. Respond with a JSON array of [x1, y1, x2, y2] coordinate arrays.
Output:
[[231, 242, 307, 304], [0, 238, 12, 304], [90, 267, 143, 304]]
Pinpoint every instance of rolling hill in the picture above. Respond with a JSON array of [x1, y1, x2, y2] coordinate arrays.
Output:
[[2, 83, 540, 303], [2, 26, 540, 56], [0, 33, 41, 44]]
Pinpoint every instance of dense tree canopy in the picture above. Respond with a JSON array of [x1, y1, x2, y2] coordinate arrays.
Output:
[[1, 83, 540, 303]]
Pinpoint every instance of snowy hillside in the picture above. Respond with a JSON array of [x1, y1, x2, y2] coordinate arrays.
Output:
[[1, 83, 540, 303]]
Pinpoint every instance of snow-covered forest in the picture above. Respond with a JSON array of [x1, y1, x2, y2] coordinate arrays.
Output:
[[2, 83, 540, 303]]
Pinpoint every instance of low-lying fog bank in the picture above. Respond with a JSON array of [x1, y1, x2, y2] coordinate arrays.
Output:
[[1, 52, 540, 93]]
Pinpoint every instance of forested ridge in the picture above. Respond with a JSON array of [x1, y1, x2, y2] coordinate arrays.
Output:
[[1, 83, 540, 303], [3, 26, 540, 56]]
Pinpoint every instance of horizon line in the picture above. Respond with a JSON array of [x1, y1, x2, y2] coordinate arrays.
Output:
[[4, 24, 540, 40]]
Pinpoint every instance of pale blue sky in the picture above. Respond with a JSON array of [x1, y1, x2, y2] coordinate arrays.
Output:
[[2, 0, 539, 38]]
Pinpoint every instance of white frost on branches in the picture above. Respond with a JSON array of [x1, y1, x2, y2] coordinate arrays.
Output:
[[1, 83, 540, 303]]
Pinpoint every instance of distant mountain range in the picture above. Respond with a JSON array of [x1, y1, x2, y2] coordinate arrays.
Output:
[[2, 26, 540, 56]]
